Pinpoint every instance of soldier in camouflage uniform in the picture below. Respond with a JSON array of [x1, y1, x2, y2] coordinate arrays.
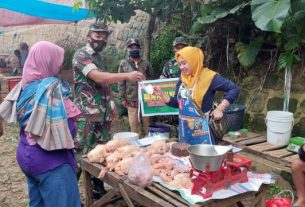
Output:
[[118, 38, 153, 137], [159, 36, 188, 79], [72, 23, 144, 198]]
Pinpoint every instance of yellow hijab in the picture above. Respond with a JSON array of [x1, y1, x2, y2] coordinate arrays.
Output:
[[176, 46, 216, 107]]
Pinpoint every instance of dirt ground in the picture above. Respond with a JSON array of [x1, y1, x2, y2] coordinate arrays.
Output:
[[0, 123, 28, 207], [0, 119, 130, 207]]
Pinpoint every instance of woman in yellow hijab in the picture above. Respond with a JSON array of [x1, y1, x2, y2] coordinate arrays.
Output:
[[154, 46, 240, 144]]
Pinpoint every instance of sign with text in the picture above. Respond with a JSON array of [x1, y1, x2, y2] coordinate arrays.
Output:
[[138, 78, 179, 116]]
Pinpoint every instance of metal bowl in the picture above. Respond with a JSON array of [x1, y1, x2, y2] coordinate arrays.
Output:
[[188, 144, 233, 172]]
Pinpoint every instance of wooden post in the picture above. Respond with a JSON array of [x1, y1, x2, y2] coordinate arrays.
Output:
[[83, 169, 94, 207]]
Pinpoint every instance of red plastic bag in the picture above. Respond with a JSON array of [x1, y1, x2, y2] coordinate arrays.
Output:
[[128, 153, 153, 188], [266, 190, 294, 207]]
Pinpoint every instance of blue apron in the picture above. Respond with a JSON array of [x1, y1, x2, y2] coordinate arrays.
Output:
[[178, 84, 212, 145]]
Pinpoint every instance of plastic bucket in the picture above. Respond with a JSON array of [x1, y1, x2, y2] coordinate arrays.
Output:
[[113, 132, 139, 143], [148, 124, 171, 138], [266, 111, 294, 146]]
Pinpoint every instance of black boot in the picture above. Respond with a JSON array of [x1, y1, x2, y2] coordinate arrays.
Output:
[[91, 177, 107, 199]]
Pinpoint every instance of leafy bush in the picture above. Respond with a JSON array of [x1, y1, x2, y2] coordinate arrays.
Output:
[[150, 26, 177, 77]]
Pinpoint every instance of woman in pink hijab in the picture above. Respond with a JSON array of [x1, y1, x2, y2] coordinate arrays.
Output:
[[16, 41, 82, 207]]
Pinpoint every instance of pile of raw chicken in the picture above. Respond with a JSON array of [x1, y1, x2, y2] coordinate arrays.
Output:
[[87, 139, 193, 190]]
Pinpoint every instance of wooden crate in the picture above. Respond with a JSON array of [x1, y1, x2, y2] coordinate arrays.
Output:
[[223, 131, 297, 168]]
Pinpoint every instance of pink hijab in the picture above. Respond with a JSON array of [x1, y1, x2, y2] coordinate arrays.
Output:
[[22, 41, 64, 89]]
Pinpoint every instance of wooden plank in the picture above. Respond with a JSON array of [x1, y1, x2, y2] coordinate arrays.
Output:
[[93, 189, 119, 207], [122, 180, 175, 207], [248, 142, 285, 152], [264, 149, 294, 158], [238, 136, 267, 146], [151, 183, 190, 206], [243, 146, 292, 168], [147, 186, 188, 207], [223, 132, 261, 144], [80, 159, 121, 188], [82, 169, 94, 207], [119, 183, 134, 207], [282, 154, 299, 164]]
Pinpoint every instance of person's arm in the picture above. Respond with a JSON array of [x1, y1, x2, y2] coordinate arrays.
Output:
[[210, 74, 240, 119], [74, 50, 145, 85], [87, 69, 144, 84], [153, 80, 180, 108]]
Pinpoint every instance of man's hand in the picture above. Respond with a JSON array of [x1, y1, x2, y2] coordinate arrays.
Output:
[[126, 71, 145, 82]]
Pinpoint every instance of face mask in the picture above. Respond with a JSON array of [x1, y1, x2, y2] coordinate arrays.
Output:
[[128, 50, 140, 58], [89, 38, 106, 52]]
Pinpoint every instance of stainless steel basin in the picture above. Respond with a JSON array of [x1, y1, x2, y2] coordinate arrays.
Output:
[[188, 144, 233, 172]]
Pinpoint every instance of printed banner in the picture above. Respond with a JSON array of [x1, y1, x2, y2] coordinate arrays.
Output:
[[138, 78, 179, 116]]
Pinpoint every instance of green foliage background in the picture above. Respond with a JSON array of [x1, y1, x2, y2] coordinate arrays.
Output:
[[150, 26, 177, 77]]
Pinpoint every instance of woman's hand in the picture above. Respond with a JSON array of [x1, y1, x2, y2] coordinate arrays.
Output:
[[153, 85, 170, 103], [153, 85, 162, 96], [210, 108, 224, 120]]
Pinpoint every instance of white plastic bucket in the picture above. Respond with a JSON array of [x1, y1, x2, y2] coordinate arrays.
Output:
[[265, 111, 294, 146], [113, 132, 139, 143]]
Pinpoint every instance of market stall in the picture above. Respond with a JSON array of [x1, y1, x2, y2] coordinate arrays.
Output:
[[81, 159, 269, 207], [80, 139, 272, 207]]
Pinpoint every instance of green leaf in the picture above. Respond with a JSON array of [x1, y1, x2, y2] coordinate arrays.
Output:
[[278, 51, 301, 70], [284, 39, 299, 51], [236, 36, 264, 68], [200, 4, 214, 16], [251, 0, 291, 33], [198, 2, 247, 25]]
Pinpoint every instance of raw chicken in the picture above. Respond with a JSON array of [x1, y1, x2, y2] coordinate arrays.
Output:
[[149, 140, 169, 154], [106, 145, 138, 170], [169, 173, 193, 190], [152, 156, 173, 170], [87, 144, 107, 163], [150, 154, 164, 165], [115, 157, 134, 176], [105, 140, 128, 153]]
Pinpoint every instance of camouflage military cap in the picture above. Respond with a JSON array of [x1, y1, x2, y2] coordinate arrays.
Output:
[[89, 22, 110, 33], [127, 38, 140, 48], [172, 36, 188, 47]]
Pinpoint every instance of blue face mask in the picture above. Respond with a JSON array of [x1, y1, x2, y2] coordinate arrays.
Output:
[[128, 50, 140, 58]]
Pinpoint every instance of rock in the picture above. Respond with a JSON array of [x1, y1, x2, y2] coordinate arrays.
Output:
[[264, 74, 284, 90], [249, 92, 268, 112], [267, 97, 298, 113], [241, 75, 261, 90], [249, 114, 266, 132], [292, 117, 305, 137]]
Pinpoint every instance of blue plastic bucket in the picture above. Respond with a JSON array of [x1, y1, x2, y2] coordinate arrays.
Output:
[[148, 124, 171, 138]]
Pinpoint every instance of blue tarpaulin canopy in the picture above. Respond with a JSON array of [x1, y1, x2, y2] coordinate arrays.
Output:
[[0, 0, 94, 27]]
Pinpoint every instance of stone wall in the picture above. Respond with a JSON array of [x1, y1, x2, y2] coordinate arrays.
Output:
[[236, 65, 305, 136]]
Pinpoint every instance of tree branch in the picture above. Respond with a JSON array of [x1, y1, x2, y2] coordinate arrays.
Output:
[[175, 28, 201, 39]]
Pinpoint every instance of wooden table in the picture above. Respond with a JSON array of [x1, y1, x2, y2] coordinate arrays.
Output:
[[81, 159, 269, 207], [223, 132, 297, 171]]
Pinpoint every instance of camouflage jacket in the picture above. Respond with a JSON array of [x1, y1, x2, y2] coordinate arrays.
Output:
[[72, 43, 113, 123], [159, 57, 180, 79], [118, 58, 152, 105]]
